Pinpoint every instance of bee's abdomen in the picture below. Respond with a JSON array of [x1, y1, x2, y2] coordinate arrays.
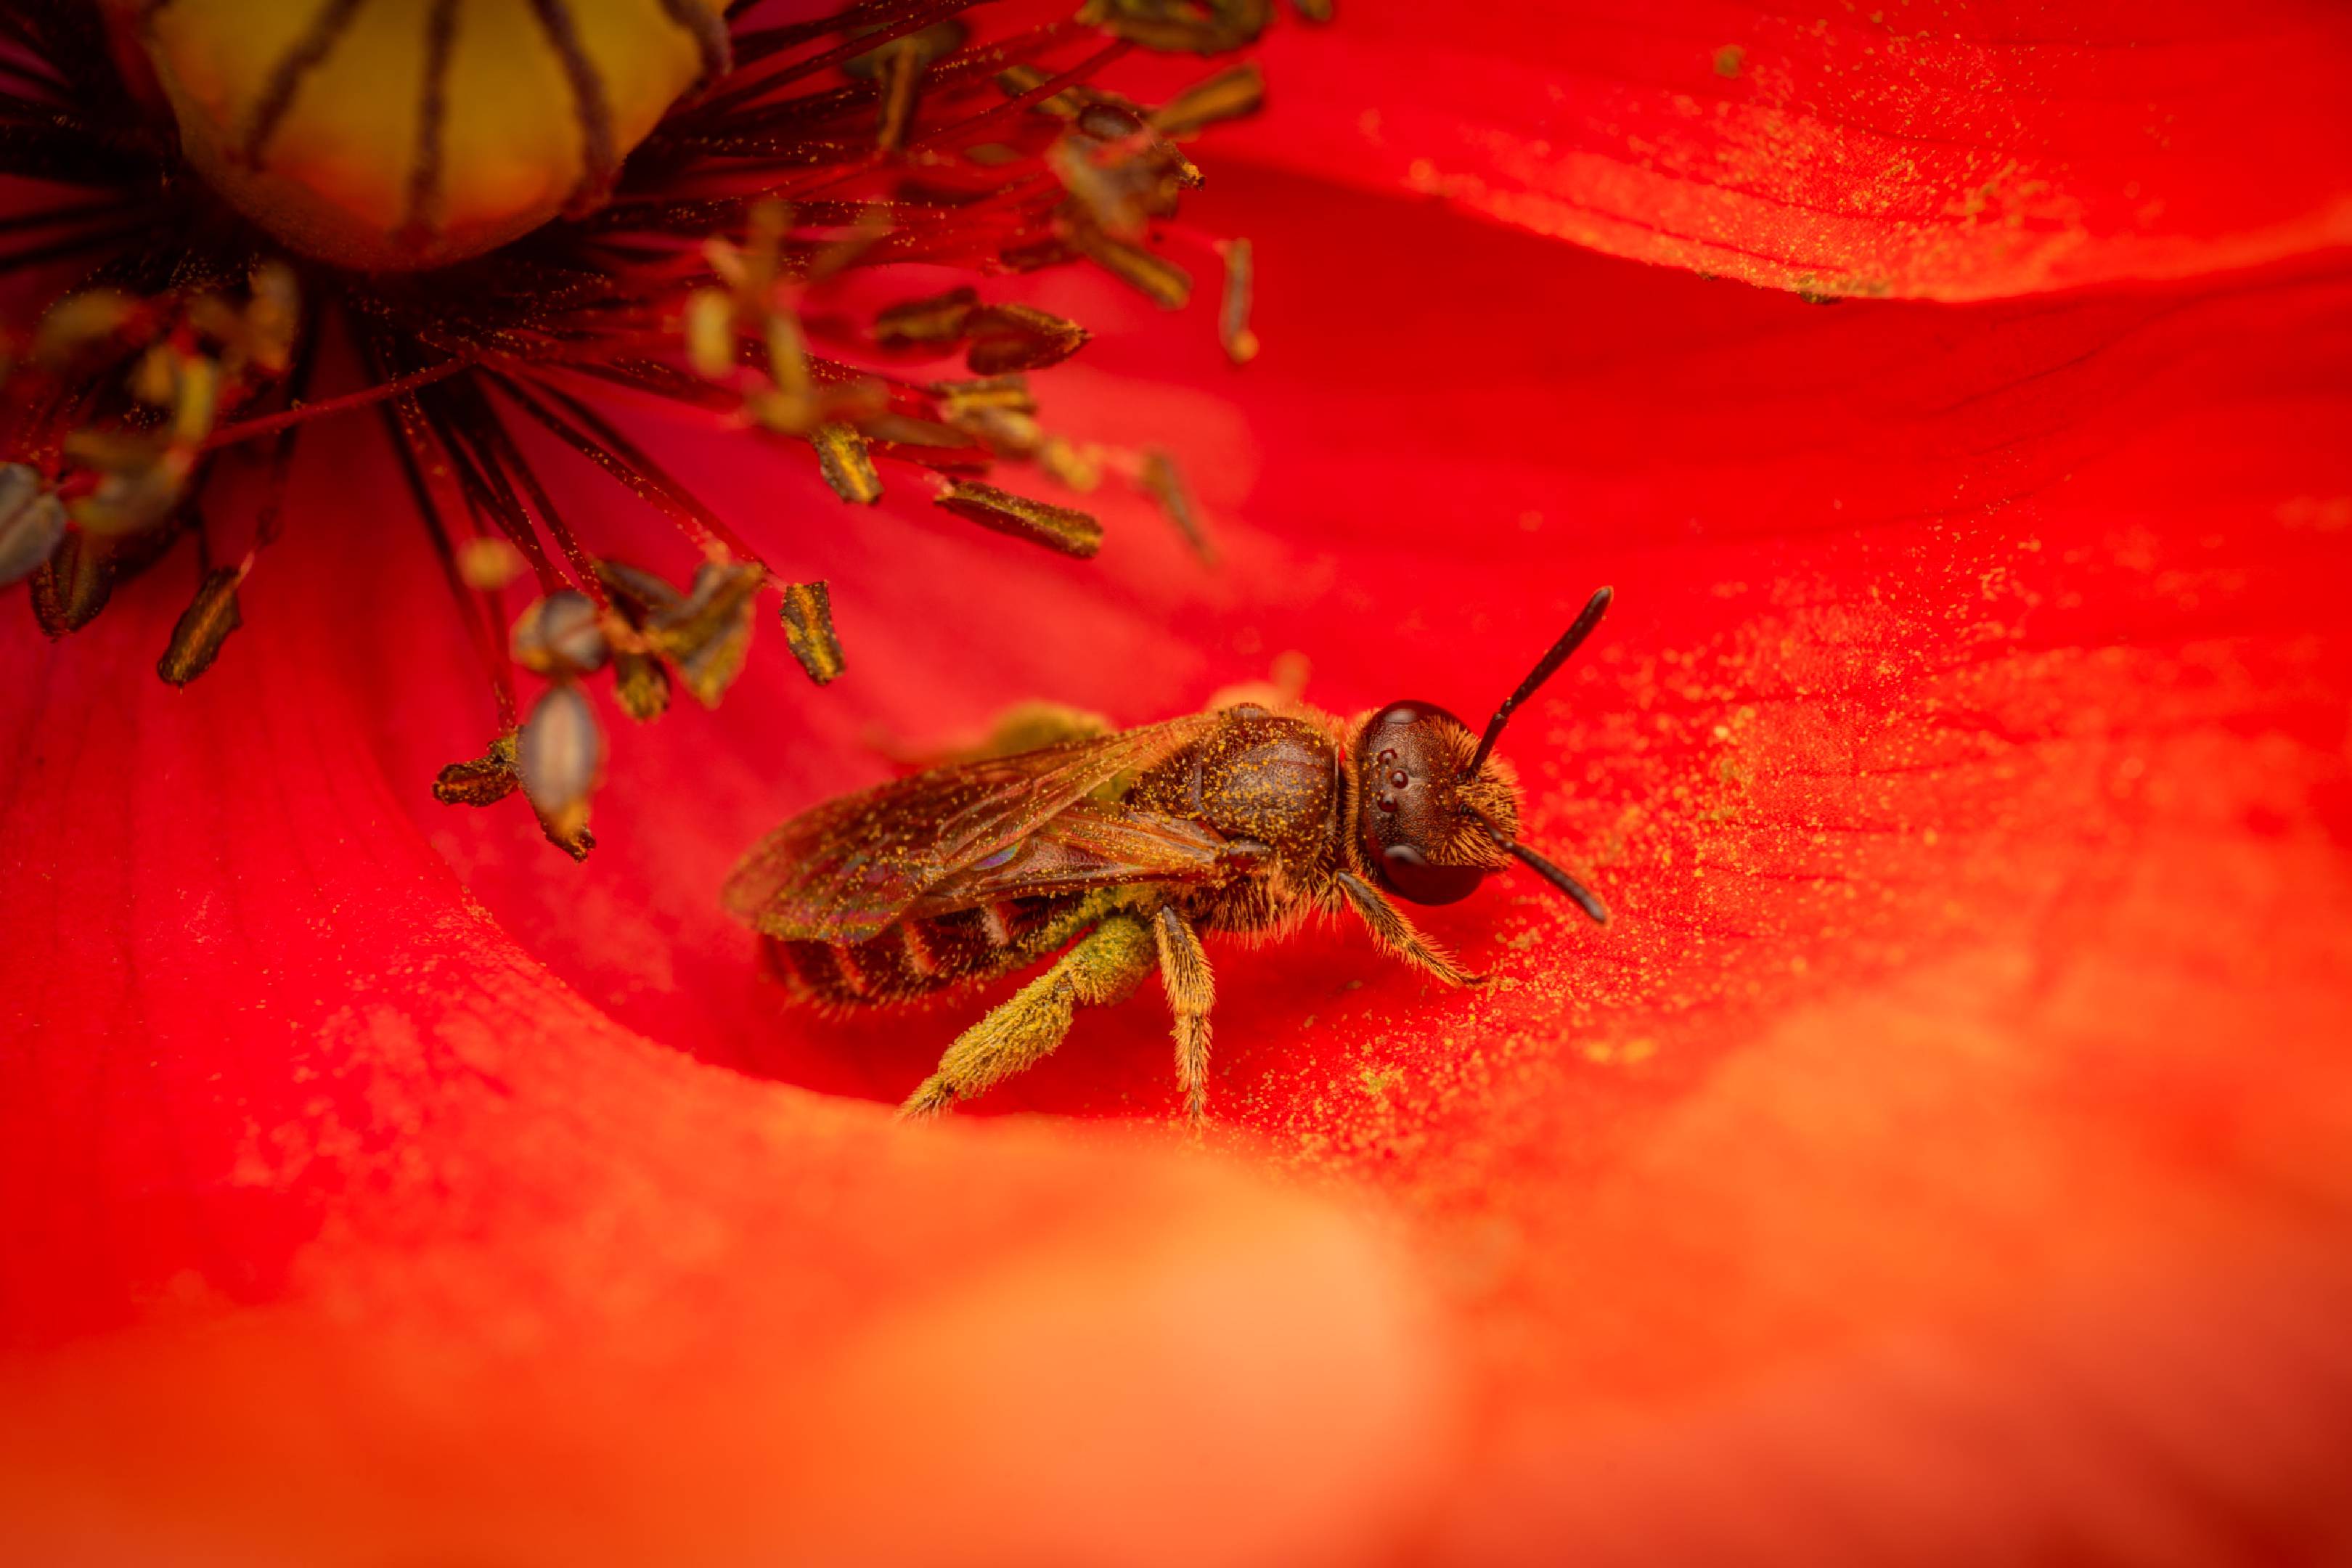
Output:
[[763, 897, 1081, 1008]]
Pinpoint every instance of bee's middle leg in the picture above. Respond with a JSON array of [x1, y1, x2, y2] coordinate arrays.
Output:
[[1152, 907, 1216, 1127], [899, 915, 1156, 1119]]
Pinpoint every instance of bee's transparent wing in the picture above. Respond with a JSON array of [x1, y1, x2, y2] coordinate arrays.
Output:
[[722, 714, 1220, 943], [902, 799, 1262, 916]]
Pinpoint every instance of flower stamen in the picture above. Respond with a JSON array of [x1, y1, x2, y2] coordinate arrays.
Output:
[[934, 478, 1102, 556], [4, 0, 1273, 857], [812, 422, 885, 503], [1138, 446, 1212, 562], [431, 732, 523, 809], [844, 21, 970, 152], [1215, 237, 1259, 363], [1150, 61, 1265, 137], [156, 562, 246, 687], [518, 680, 603, 859], [777, 579, 846, 685], [380, 403, 520, 729]]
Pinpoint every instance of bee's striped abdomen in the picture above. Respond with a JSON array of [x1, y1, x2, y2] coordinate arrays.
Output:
[[763, 894, 1087, 1008]]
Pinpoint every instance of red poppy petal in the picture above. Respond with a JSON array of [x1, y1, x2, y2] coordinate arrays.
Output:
[[0, 545, 1450, 1559], [1230, 0, 2352, 299], [440, 162, 2346, 1549], [1087, 168, 2346, 1548], [9, 90, 2351, 1565]]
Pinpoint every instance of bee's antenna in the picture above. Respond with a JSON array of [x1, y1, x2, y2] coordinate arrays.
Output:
[[1504, 840, 1610, 926], [1466, 586, 1613, 777], [1466, 811, 1610, 926]]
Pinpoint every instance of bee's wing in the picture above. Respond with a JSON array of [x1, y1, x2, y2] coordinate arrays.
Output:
[[902, 799, 1259, 917], [722, 714, 1220, 943]]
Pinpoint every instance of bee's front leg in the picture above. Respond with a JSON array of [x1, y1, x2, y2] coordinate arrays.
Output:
[[899, 915, 1155, 1118], [1334, 872, 1485, 988]]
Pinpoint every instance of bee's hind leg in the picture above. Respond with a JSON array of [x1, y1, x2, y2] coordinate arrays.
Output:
[[1151, 907, 1217, 1127], [899, 915, 1156, 1119]]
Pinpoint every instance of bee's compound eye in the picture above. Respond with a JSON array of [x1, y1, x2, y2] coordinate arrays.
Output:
[[1379, 844, 1487, 906], [1368, 699, 1466, 738]]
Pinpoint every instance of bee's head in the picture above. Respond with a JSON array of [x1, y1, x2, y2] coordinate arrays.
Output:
[[1352, 588, 1616, 923], [1354, 701, 1519, 905]]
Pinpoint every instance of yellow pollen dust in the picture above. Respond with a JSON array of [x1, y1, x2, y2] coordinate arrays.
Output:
[[131, 0, 729, 271]]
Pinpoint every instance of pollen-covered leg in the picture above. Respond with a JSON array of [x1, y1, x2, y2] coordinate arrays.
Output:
[[1335, 871, 1485, 988], [899, 914, 1156, 1118], [1153, 906, 1217, 1126]]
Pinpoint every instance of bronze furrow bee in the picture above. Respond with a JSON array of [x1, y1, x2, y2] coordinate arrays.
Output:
[[724, 588, 1617, 1124]]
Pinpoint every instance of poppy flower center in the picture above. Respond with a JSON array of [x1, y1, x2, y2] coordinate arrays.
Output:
[[128, 0, 735, 271], [4, 0, 1284, 858]]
